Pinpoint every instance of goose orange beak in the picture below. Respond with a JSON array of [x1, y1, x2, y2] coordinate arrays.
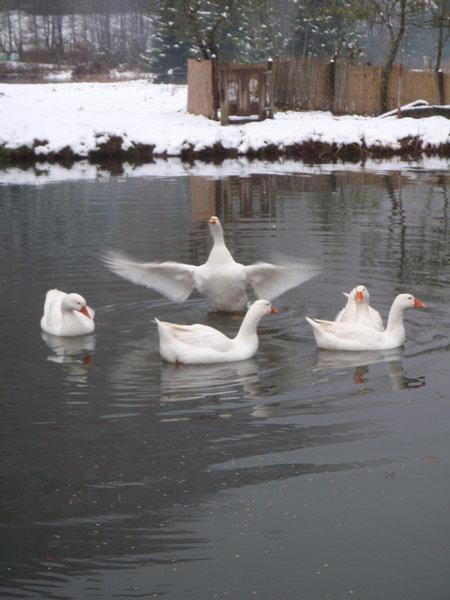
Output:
[[270, 305, 278, 314], [80, 306, 91, 318], [355, 290, 364, 302], [414, 298, 426, 309], [209, 216, 218, 224]]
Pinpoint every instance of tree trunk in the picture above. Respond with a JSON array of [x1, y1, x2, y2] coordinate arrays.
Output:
[[70, 13, 76, 53], [32, 14, 39, 49], [380, 0, 407, 114], [103, 0, 112, 54], [6, 8, 13, 53], [16, 9, 23, 56], [434, 1, 446, 71]]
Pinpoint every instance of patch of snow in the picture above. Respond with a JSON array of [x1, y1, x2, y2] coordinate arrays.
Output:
[[44, 70, 73, 82], [108, 69, 152, 81]]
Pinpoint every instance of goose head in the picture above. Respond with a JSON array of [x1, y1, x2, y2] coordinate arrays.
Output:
[[61, 293, 91, 318], [394, 293, 426, 311], [354, 285, 369, 303], [238, 300, 278, 338], [238, 299, 278, 338], [249, 299, 279, 318], [208, 215, 225, 243]]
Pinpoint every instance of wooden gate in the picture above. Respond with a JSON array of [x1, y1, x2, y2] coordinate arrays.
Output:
[[187, 58, 274, 124], [219, 62, 273, 123]]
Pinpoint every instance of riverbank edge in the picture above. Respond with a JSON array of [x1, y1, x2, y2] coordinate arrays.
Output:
[[1, 135, 450, 167]]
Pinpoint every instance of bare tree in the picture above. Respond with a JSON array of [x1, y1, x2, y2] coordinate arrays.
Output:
[[180, 0, 238, 58], [355, 0, 427, 112], [427, 0, 450, 71]]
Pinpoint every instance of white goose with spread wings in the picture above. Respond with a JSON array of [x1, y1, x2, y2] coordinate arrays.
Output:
[[102, 216, 319, 312]]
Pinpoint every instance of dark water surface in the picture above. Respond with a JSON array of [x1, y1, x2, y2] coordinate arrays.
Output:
[[1, 162, 450, 599]]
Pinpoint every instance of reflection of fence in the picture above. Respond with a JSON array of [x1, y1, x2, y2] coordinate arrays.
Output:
[[188, 57, 450, 119]]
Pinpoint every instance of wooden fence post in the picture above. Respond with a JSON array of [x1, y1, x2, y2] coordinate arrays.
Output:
[[437, 69, 445, 105], [396, 63, 403, 118], [328, 59, 335, 113], [220, 66, 229, 126], [211, 54, 220, 120], [267, 58, 274, 119]]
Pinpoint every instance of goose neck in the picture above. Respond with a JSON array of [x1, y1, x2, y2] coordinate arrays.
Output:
[[386, 302, 405, 333], [210, 227, 225, 246], [356, 302, 370, 318], [236, 310, 263, 339]]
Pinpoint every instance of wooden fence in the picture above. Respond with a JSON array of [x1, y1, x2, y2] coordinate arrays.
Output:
[[273, 56, 329, 111], [187, 58, 215, 119], [274, 57, 449, 116], [188, 57, 450, 119]]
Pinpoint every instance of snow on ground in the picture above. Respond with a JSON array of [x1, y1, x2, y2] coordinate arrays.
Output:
[[43, 70, 73, 82], [1, 80, 450, 158], [1, 156, 449, 186]]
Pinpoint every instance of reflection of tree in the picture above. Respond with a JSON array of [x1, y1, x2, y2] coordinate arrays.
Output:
[[383, 171, 450, 285], [385, 172, 406, 281]]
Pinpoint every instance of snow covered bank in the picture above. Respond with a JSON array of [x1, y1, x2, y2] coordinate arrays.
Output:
[[1, 80, 450, 162]]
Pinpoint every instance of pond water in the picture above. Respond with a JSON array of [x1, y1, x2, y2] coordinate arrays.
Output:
[[1, 160, 450, 599]]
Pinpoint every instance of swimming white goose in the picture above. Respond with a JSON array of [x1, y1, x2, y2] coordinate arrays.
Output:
[[40, 290, 95, 337], [306, 293, 426, 351], [102, 216, 318, 312], [335, 285, 384, 331], [155, 299, 277, 364]]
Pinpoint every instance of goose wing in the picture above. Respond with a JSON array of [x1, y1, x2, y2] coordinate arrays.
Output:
[[310, 318, 383, 343], [158, 321, 233, 351], [245, 259, 320, 301], [369, 307, 385, 331], [335, 290, 353, 322], [102, 250, 196, 303], [43, 289, 66, 328]]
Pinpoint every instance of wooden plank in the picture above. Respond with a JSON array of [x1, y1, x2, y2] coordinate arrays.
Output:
[[187, 58, 215, 119]]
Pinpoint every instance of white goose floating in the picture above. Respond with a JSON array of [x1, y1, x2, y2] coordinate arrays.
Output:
[[40, 290, 95, 337], [335, 285, 384, 331], [155, 299, 277, 364], [306, 293, 426, 351], [103, 216, 318, 312]]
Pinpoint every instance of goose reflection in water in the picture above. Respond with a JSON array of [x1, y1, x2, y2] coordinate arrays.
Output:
[[160, 358, 260, 402], [41, 333, 96, 383], [315, 348, 425, 391]]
